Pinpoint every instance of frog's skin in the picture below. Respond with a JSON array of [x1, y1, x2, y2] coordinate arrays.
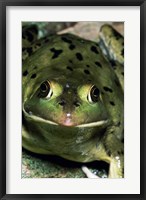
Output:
[[22, 24, 124, 178]]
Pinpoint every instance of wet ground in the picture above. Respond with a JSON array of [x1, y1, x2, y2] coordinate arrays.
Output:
[[22, 149, 108, 178]]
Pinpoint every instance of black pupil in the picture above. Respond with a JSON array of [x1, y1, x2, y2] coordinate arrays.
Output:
[[39, 81, 51, 98], [91, 86, 100, 102], [41, 83, 47, 92], [40, 82, 50, 93], [93, 88, 99, 97]]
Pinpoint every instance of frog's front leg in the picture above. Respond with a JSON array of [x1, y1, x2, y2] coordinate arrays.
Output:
[[103, 132, 124, 178], [82, 132, 124, 178], [108, 155, 124, 178]]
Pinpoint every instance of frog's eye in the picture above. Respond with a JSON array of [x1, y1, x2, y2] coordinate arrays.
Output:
[[88, 85, 100, 103], [39, 81, 53, 98]]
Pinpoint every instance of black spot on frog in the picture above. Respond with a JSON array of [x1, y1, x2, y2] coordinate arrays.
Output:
[[103, 87, 113, 93], [69, 44, 76, 50], [76, 53, 83, 61], [62, 37, 72, 44], [67, 66, 73, 71], [23, 70, 28, 76], [91, 46, 99, 54], [95, 61, 102, 68], [31, 74, 37, 79], [109, 101, 115, 106], [84, 70, 90, 75], [50, 48, 63, 59]]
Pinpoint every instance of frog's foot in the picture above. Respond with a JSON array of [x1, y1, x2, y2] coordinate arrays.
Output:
[[81, 166, 100, 178]]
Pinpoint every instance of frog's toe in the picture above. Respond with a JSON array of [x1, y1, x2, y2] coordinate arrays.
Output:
[[81, 166, 100, 178]]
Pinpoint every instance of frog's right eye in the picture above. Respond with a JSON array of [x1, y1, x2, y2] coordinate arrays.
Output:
[[40, 81, 53, 98]]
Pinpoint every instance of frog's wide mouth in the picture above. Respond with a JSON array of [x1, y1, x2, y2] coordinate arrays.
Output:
[[23, 109, 108, 128]]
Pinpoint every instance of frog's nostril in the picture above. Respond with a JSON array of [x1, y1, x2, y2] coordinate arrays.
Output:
[[59, 100, 66, 106], [59, 99, 80, 107]]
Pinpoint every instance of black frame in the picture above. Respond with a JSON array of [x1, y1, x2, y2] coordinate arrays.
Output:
[[0, 0, 145, 199]]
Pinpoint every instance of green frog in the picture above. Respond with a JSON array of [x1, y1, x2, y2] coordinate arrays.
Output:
[[22, 24, 124, 178]]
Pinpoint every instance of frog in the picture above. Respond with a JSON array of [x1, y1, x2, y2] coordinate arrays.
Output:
[[22, 23, 124, 178]]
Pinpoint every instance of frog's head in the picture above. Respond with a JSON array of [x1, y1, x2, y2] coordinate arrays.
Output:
[[22, 33, 112, 132], [23, 69, 109, 128]]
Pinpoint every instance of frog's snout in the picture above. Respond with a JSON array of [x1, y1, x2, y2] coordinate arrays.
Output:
[[58, 99, 81, 127], [57, 83, 81, 111]]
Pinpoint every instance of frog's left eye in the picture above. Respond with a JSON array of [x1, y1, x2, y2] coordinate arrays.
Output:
[[88, 85, 100, 103], [39, 81, 53, 98]]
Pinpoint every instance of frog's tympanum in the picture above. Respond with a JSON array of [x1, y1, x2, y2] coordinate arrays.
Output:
[[22, 24, 124, 178]]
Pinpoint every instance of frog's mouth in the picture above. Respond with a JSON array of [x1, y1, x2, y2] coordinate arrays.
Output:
[[23, 108, 108, 128], [76, 120, 108, 128]]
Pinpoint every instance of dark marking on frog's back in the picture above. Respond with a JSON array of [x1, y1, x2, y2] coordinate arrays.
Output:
[[22, 25, 38, 43], [61, 37, 72, 44], [109, 101, 115, 106], [121, 72, 124, 76], [103, 86, 113, 93], [86, 65, 90, 68], [26, 47, 33, 56], [69, 44, 76, 50], [76, 53, 83, 61], [84, 69, 90, 75], [95, 61, 102, 68], [23, 70, 28, 76], [67, 66, 73, 71], [50, 48, 63, 59], [91, 46, 99, 54], [31, 74, 37, 79]]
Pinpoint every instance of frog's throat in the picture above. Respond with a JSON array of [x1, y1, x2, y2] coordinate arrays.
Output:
[[23, 108, 108, 128]]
